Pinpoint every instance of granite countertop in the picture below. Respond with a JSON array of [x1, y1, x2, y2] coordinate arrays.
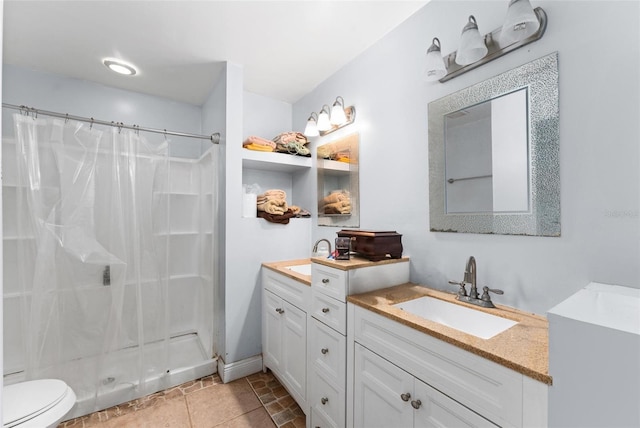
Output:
[[262, 258, 311, 286], [311, 255, 409, 271], [262, 256, 410, 285], [347, 283, 552, 385]]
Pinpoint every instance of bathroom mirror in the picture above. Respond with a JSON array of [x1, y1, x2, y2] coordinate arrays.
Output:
[[429, 52, 560, 236], [317, 132, 359, 227]]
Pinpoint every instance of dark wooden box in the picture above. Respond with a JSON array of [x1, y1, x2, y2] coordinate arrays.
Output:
[[336, 230, 403, 261]]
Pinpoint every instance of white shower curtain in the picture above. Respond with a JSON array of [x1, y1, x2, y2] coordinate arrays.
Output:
[[12, 113, 171, 407]]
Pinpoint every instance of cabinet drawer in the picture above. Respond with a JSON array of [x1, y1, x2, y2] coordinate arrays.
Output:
[[310, 320, 346, 386], [312, 265, 347, 301], [310, 369, 345, 428], [353, 305, 523, 428], [311, 290, 347, 334], [262, 268, 310, 310]]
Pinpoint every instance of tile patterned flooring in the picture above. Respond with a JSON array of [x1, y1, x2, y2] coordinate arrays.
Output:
[[59, 371, 305, 428]]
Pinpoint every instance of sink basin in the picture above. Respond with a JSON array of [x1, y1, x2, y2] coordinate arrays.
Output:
[[393, 296, 517, 339], [285, 264, 312, 276]]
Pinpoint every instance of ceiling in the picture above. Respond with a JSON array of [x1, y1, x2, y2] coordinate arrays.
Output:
[[3, 1, 428, 106]]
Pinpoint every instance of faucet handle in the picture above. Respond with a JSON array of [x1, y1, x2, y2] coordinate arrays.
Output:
[[480, 286, 504, 302], [448, 280, 468, 297]]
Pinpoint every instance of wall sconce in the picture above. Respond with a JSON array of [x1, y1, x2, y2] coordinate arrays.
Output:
[[303, 96, 356, 137], [330, 96, 348, 125], [304, 112, 320, 137], [456, 16, 488, 66], [424, 0, 547, 83]]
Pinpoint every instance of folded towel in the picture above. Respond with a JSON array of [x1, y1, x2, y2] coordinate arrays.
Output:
[[288, 205, 301, 215], [322, 191, 349, 205], [243, 136, 277, 149], [273, 132, 308, 146], [258, 190, 286, 202], [257, 199, 288, 215], [324, 202, 351, 214], [258, 209, 297, 224], [243, 143, 273, 152]]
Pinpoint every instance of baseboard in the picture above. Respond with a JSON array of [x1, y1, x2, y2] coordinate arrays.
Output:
[[217, 354, 263, 383]]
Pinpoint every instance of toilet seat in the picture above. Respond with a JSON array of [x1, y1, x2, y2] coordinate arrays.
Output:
[[3, 379, 75, 428]]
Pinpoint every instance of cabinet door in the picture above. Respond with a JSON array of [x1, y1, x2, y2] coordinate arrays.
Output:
[[354, 344, 413, 428], [263, 289, 283, 370], [282, 299, 307, 402], [413, 379, 498, 428]]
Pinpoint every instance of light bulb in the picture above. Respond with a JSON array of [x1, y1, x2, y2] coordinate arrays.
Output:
[[303, 115, 319, 137], [330, 98, 347, 125], [317, 106, 332, 131]]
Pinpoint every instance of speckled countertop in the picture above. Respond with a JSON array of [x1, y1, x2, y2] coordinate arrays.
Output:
[[311, 256, 409, 270], [262, 256, 410, 285], [262, 258, 312, 286], [347, 283, 552, 385]]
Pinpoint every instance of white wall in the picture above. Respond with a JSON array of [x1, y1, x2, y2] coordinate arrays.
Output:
[[295, 0, 640, 315], [2, 65, 205, 158], [0, 0, 5, 416], [219, 86, 312, 365], [201, 66, 227, 360]]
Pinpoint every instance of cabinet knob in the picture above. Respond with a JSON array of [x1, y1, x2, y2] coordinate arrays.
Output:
[[322, 278, 330, 284], [411, 399, 422, 409], [400, 393, 411, 402], [321, 347, 329, 354], [321, 307, 330, 313], [321, 397, 329, 405], [275, 308, 284, 314]]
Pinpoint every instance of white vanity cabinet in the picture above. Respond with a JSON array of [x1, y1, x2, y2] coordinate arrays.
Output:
[[348, 304, 548, 428], [354, 343, 497, 428], [262, 268, 310, 411], [309, 259, 410, 428]]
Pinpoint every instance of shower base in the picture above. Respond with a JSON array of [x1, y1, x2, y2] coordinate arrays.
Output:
[[4, 333, 217, 420]]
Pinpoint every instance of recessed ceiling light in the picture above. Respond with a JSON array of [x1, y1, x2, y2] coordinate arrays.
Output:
[[103, 59, 137, 76]]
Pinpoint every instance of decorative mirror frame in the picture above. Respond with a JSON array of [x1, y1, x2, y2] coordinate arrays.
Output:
[[428, 52, 560, 236]]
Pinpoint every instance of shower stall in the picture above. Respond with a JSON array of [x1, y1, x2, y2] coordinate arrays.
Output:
[[2, 114, 217, 419]]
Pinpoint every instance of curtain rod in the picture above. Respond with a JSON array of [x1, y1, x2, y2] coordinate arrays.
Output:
[[2, 103, 220, 144]]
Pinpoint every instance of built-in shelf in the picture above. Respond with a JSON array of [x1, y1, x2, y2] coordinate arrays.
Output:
[[242, 149, 311, 173], [319, 158, 350, 173]]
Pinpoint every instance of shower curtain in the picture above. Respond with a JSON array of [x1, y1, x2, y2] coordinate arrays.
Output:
[[12, 113, 172, 407]]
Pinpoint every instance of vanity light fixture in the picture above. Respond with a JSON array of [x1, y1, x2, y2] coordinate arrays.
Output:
[[424, 38, 447, 82], [316, 105, 332, 132], [304, 112, 320, 137], [500, 0, 540, 45], [455, 16, 488, 66], [330, 96, 348, 126], [303, 96, 356, 137], [103, 59, 137, 76], [425, 0, 547, 83]]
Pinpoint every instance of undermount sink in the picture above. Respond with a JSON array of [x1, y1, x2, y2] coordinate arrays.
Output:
[[393, 296, 517, 339], [285, 264, 312, 276]]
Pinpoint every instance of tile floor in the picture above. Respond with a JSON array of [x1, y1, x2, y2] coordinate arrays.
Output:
[[59, 371, 305, 428]]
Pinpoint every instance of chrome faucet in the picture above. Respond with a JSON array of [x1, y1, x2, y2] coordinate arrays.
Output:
[[312, 238, 332, 257], [463, 256, 478, 299], [449, 256, 504, 308]]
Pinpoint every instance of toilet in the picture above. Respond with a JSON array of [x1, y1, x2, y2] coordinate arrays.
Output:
[[3, 379, 76, 428]]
